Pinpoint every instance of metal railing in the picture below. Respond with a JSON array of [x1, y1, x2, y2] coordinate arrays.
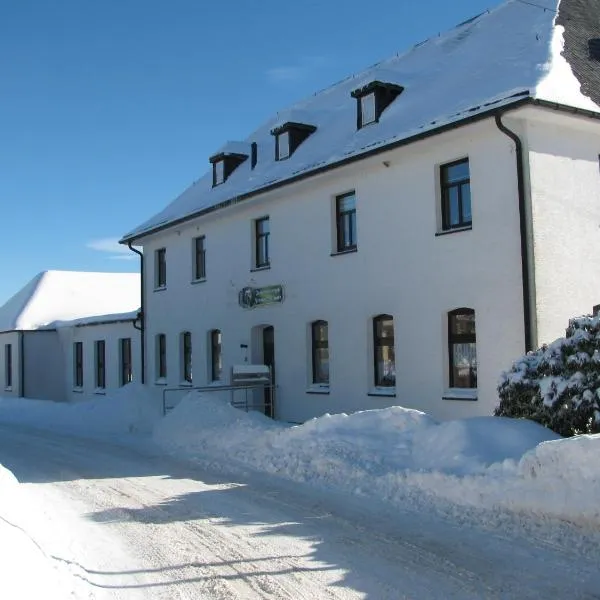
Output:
[[161, 382, 275, 417]]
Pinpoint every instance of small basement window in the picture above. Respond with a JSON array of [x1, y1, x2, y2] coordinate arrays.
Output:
[[271, 121, 317, 161], [351, 80, 404, 130]]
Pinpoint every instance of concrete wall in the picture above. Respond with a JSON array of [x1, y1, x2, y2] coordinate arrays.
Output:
[[22, 331, 65, 401], [526, 109, 600, 345], [139, 118, 527, 422], [56, 320, 141, 403], [0, 331, 21, 397]]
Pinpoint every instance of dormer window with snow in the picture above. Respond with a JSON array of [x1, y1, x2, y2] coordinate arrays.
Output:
[[209, 150, 248, 187], [351, 81, 404, 130], [271, 121, 317, 161]]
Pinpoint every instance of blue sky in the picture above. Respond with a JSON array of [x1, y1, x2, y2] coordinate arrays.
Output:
[[1, 0, 494, 306]]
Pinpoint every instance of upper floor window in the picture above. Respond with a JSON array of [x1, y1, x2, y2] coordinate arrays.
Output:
[[441, 159, 471, 231], [120, 337, 132, 386], [182, 331, 192, 383], [156, 334, 167, 380], [336, 192, 357, 252], [210, 329, 222, 382], [193, 236, 206, 281], [155, 248, 166, 289], [73, 342, 83, 388], [277, 131, 290, 160], [271, 121, 317, 161], [311, 320, 329, 386], [4, 344, 12, 389], [351, 81, 404, 130], [255, 217, 270, 268], [95, 340, 106, 389], [448, 308, 477, 388], [373, 315, 395, 388], [214, 160, 225, 185]]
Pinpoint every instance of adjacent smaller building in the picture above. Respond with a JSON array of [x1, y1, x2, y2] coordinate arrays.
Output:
[[0, 271, 140, 402]]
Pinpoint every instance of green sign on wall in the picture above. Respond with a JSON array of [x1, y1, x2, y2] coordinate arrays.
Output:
[[238, 285, 284, 309]]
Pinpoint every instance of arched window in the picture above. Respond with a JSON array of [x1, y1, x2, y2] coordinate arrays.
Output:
[[373, 315, 395, 387], [448, 308, 477, 388], [210, 329, 222, 382], [311, 320, 329, 385], [181, 332, 192, 383]]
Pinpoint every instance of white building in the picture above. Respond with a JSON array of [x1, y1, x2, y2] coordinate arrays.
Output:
[[120, 0, 600, 422], [0, 271, 140, 402]]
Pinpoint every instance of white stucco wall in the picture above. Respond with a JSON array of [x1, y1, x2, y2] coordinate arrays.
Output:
[[0, 332, 22, 398], [138, 117, 527, 423], [22, 331, 66, 401], [56, 320, 141, 403], [526, 109, 600, 345]]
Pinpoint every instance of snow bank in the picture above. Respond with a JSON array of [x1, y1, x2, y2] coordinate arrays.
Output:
[[0, 464, 69, 599], [0, 383, 161, 437], [154, 392, 600, 526]]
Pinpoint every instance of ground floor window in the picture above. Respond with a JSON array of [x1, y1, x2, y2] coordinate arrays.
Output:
[[156, 334, 167, 380], [311, 320, 329, 385], [182, 331, 192, 383], [4, 344, 12, 388], [73, 342, 83, 387], [448, 308, 477, 388], [373, 315, 395, 387], [210, 329, 222, 382], [120, 338, 132, 386], [95, 340, 106, 389]]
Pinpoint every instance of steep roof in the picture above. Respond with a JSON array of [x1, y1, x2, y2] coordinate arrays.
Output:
[[0, 271, 141, 331], [122, 0, 600, 243]]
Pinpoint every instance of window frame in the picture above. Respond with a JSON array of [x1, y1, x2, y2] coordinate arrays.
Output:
[[210, 329, 222, 382], [156, 333, 167, 380], [311, 320, 329, 386], [254, 216, 270, 268], [448, 308, 477, 389], [214, 159, 225, 186], [373, 314, 395, 388], [155, 248, 167, 289], [182, 331, 192, 383], [360, 93, 376, 127], [193, 236, 206, 281], [73, 341, 83, 388], [5, 344, 12, 389], [119, 337, 132, 386], [335, 191, 357, 253], [95, 340, 106, 389], [440, 158, 471, 231], [277, 131, 290, 161]]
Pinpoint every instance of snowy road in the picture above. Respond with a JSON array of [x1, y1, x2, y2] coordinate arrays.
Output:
[[1, 423, 599, 599]]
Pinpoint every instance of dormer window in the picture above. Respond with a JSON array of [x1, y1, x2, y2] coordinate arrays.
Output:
[[271, 121, 317, 161], [209, 148, 248, 187], [351, 81, 404, 130]]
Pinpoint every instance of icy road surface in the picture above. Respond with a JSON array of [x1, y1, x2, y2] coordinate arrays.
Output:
[[1, 423, 599, 599]]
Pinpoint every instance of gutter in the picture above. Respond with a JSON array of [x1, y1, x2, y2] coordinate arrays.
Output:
[[127, 242, 145, 384], [494, 113, 534, 353]]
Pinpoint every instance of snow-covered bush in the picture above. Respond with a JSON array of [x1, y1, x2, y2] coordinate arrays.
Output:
[[495, 315, 600, 437]]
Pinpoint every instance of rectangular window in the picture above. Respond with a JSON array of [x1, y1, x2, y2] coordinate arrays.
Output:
[[193, 236, 206, 281], [73, 342, 83, 388], [210, 329, 222, 382], [182, 332, 192, 383], [214, 160, 225, 185], [373, 315, 395, 387], [277, 131, 290, 160], [120, 338, 132, 386], [360, 93, 376, 126], [155, 248, 167, 288], [448, 309, 477, 388], [255, 217, 270, 268], [336, 192, 357, 252], [157, 334, 167, 380], [441, 159, 471, 231], [95, 340, 106, 389], [311, 321, 329, 385], [5, 344, 12, 388]]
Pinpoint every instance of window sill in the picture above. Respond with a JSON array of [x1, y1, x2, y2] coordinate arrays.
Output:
[[72, 387, 84, 394], [251, 265, 271, 273], [179, 381, 193, 388], [4, 386, 12, 392], [330, 247, 357, 257], [154, 378, 168, 386], [435, 226, 472, 237], [153, 286, 167, 293], [306, 385, 330, 395], [93, 388, 106, 395], [191, 278, 206, 285], [368, 388, 396, 398], [443, 389, 478, 401]]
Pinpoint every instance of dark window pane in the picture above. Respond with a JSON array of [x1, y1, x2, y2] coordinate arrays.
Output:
[[445, 161, 470, 183], [448, 187, 460, 227], [461, 184, 472, 223]]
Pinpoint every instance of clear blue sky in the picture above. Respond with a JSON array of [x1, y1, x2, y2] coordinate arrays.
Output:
[[0, 0, 495, 306]]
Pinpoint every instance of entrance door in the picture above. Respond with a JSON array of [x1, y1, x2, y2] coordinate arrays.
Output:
[[262, 326, 275, 418]]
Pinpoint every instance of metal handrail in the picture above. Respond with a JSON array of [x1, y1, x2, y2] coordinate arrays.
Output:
[[162, 382, 274, 416]]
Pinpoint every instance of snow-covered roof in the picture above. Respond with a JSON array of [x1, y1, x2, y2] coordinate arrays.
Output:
[[0, 271, 141, 332], [122, 0, 600, 242]]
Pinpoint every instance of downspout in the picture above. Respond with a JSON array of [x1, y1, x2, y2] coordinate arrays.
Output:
[[19, 331, 25, 397], [494, 113, 534, 352], [127, 242, 145, 384]]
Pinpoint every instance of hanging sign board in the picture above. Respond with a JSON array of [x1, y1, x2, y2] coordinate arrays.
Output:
[[238, 285, 284, 309]]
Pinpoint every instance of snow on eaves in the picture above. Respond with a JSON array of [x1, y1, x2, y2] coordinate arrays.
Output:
[[0, 271, 141, 332], [122, 0, 600, 242]]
